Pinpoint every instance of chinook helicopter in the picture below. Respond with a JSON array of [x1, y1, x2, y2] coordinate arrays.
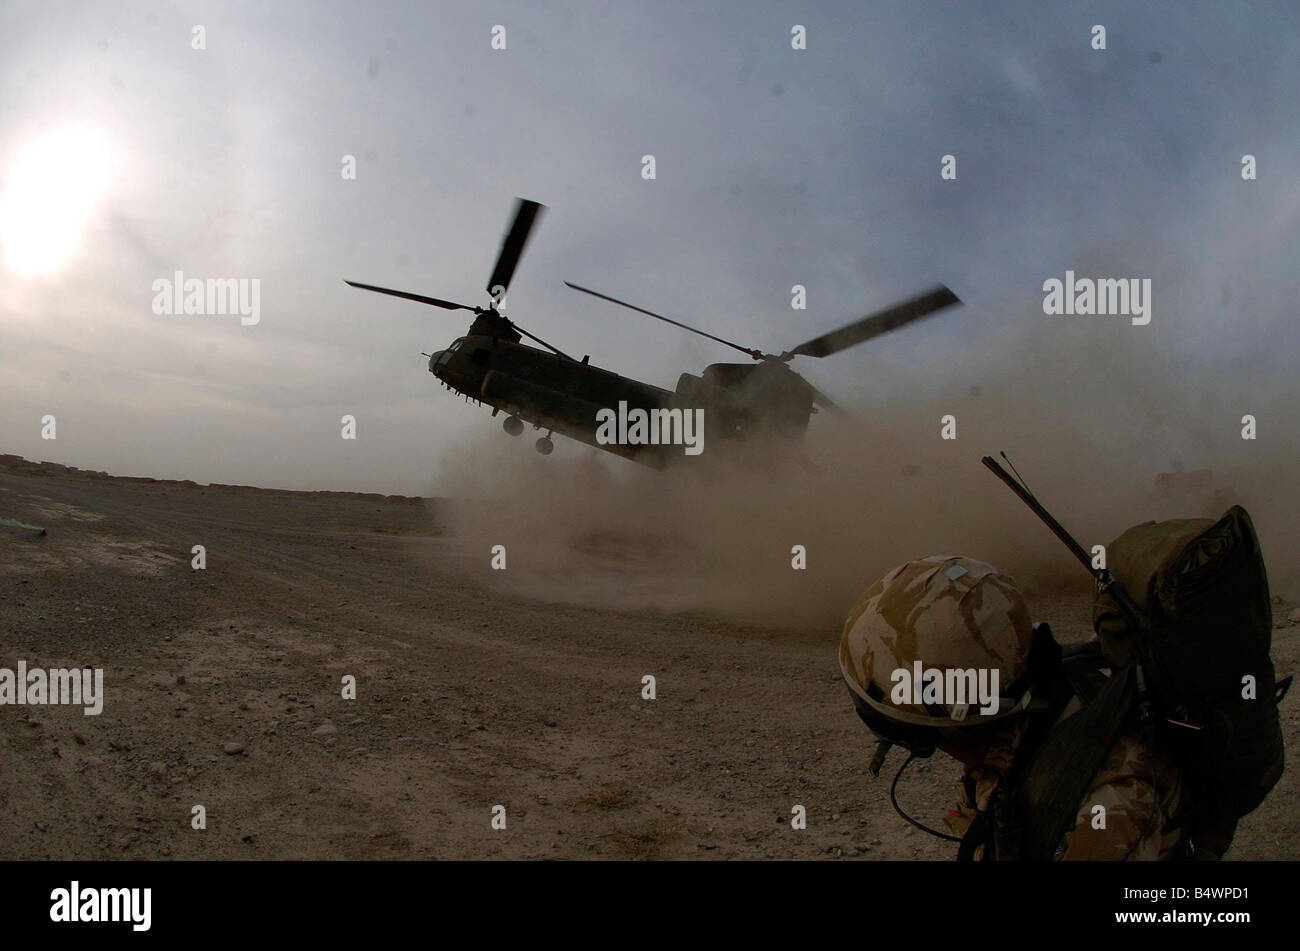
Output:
[[346, 198, 960, 468]]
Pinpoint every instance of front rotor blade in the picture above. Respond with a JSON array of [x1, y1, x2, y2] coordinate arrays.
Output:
[[784, 285, 960, 359], [486, 198, 545, 299], [564, 281, 763, 360], [345, 280, 476, 311]]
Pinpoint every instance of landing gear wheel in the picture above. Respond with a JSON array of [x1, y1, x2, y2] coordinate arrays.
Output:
[[534, 436, 554, 456], [503, 415, 524, 436]]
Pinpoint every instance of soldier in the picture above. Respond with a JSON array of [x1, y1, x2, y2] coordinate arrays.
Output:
[[838, 554, 1186, 860]]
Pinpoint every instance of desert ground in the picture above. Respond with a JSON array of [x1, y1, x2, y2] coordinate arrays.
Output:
[[1, 453, 1295, 860]]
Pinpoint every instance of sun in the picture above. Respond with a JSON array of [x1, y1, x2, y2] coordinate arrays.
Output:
[[0, 123, 112, 278]]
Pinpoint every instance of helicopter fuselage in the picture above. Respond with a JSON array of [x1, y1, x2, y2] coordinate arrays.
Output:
[[431, 332, 675, 466], [347, 197, 958, 469], [428, 332, 815, 467]]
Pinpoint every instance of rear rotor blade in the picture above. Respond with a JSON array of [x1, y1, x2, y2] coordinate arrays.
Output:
[[806, 381, 846, 415], [784, 285, 960, 359], [345, 280, 477, 312], [486, 199, 545, 299], [564, 281, 763, 360], [511, 322, 577, 362]]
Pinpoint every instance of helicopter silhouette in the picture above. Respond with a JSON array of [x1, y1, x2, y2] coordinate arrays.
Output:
[[347, 198, 960, 467]]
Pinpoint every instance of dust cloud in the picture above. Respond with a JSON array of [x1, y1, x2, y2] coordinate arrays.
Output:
[[427, 315, 1299, 632]]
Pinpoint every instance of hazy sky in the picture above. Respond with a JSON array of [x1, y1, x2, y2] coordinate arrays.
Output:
[[1, 0, 1297, 494]]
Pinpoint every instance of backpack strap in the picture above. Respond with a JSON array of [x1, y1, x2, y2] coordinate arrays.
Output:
[[1013, 664, 1136, 860], [1061, 640, 1108, 705]]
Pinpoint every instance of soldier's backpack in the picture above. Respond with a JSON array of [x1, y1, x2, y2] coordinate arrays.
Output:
[[1093, 506, 1285, 849], [962, 504, 1290, 861]]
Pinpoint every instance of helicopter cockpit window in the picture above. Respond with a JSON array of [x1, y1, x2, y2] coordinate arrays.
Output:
[[436, 340, 464, 367]]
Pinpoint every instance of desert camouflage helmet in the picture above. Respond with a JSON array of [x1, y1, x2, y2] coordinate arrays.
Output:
[[839, 556, 1035, 751]]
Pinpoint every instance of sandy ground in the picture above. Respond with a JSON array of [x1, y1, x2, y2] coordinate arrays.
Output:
[[0, 455, 1295, 860]]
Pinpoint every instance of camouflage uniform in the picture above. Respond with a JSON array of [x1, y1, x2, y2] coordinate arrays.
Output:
[[941, 721, 1185, 860], [840, 555, 1186, 861]]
